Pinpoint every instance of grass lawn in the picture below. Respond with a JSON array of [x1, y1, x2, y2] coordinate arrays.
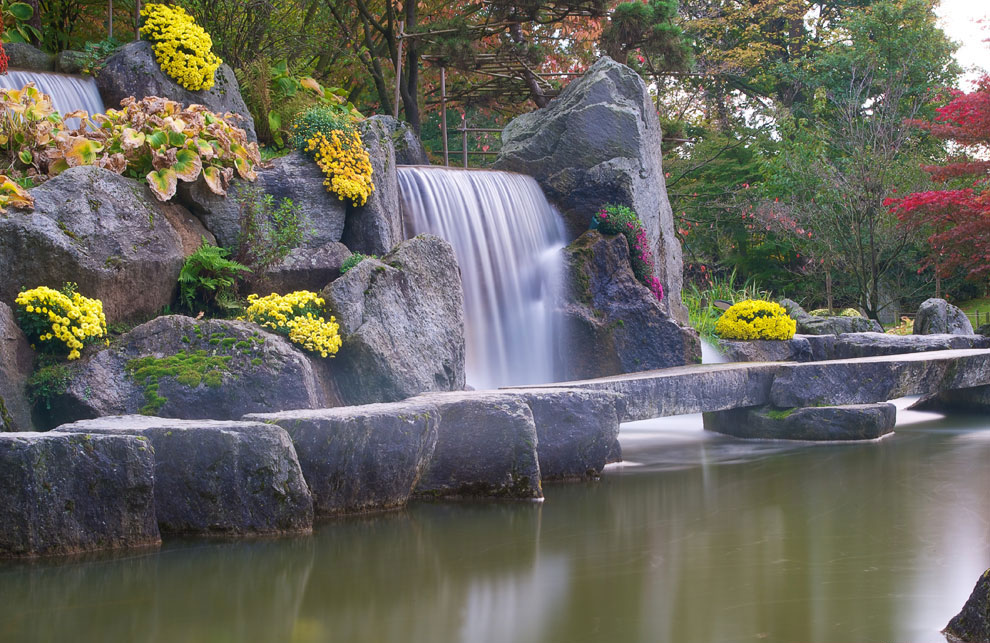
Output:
[[956, 297, 990, 328]]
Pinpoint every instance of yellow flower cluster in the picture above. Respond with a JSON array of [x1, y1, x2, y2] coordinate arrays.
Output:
[[240, 291, 342, 358], [304, 130, 374, 206], [140, 4, 221, 91], [15, 286, 107, 360], [715, 299, 796, 341]]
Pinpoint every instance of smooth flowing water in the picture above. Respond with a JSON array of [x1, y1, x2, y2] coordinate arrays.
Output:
[[398, 167, 567, 389], [0, 71, 104, 128], [2, 404, 987, 642]]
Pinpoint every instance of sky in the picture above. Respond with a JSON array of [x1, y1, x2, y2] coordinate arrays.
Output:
[[935, 0, 988, 86]]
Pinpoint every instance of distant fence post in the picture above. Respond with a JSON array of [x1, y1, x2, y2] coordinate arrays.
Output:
[[440, 67, 449, 166], [461, 115, 468, 169]]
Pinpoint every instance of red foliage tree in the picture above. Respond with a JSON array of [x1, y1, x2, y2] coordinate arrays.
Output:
[[888, 75, 990, 282]]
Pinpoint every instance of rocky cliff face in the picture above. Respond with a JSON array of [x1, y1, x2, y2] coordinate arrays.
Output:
[[324, 235, 466, 405], [495, 57, 686, 322], [558, 231, 699, 378], [0, 167, 208, 323], [96, 40, 257, 142]]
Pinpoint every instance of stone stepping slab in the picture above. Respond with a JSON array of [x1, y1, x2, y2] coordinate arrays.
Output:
[[54, 416, 313, 536], [245, 400, 440, 516], [703, 403, 896, 441], [0, 431, 159, 558]]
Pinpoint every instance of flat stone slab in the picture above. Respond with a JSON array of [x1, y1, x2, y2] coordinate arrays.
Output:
[[913, 384, 990, 413], [55, 416, 313, 536], [245, 400, 440, 515], [717, 337, 813, 363], [516, 361, 782, 421], [769, 349, 990, 408], [803, 333, 990, 361], [0, 432, 159, 558], [703, 403, 896, 441], [499, 388, 624, 480], [409, 392, 542, 499], [521, 348, 990, 420]]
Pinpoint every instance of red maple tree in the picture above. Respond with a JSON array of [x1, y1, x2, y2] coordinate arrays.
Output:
[[887, 75, 990, 282]]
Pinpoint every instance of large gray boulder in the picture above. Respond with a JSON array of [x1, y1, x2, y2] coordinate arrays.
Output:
[[0, 302, 33, 431], [96, 40, 257, 141], [55, 416, 313, 535], [242, 242, 351, 295], [324, 235, 465, 405], [945, 569, 990, 643], [914, 297, 974, 335], [912, 384, 990, 413], [768, 350, 990, 408], [0, 432, 159, 557], [245, 400, 440, 515], [504, 388, 624, 480], [495, 56, 686, 321], [55, 50, 87, 74], [45, 316, 335, 428], [177, 150, 347, 250], [377, 115, 429, 165], [410, 392, 542, 499], [804, 332, 990, 361], [5, 43, 55, 72], [341, 115, 403, 255], [558, 231, 699, 379], [703, 403, 896, 441], [717, 337, 814, 363], [780, 299, 883, 335], [1, 167, 194, 322]]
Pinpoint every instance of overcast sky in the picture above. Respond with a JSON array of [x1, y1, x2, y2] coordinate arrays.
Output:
[[935, 0, 987, 85]]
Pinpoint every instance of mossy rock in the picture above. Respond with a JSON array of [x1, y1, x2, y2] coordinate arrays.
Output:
[[40, 315, 337, 427]]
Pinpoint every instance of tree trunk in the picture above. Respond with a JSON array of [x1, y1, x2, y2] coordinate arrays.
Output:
[[508, 23, 549, 108], [25, 0, 41, 47], [399, 0, 421, 132]]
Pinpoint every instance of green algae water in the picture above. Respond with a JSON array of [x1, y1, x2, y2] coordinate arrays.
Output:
[[1, 404, 988, 643]]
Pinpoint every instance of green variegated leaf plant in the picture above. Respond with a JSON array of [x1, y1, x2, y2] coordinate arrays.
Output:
[[0, 86, 262, 205]]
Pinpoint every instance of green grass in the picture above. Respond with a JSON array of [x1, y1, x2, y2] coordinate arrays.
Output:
[[684, 269, 773, 341], [955, 297, 990, 328]]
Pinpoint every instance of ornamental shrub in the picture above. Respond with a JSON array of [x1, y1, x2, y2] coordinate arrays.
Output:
[[290, 105, 356, 148], [304, 129, 374, 206], [234, 184, 308, 274], [292, 105, 374, 206], [808, 307, 863, 318], [15, 284, 107, 360], [139, 4, 222, 91], [178, 241, 251, 314], [240, 291, 342, 358], [591, 204, 664, 302], [339, 252, 376, 275], [715, 299, 797, 341], [0, 86, 261, 203]]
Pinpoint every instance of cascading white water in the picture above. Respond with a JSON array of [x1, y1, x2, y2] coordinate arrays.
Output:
[[0, 70, 105, 127], [398, 167, 567, 390]]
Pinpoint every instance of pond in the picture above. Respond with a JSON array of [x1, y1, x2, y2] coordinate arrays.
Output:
[[1, 402, 987, 642]]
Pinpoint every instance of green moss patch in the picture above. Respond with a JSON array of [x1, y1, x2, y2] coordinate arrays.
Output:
[[126, 350, 232, 415]]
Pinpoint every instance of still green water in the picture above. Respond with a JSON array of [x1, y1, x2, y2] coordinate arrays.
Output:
[[1, 404, 988, 643]]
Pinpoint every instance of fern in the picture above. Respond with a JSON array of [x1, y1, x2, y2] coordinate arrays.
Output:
[[178, 240, 251, 314]]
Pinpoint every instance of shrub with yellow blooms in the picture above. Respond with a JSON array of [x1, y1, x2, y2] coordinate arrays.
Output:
[[715, 299, 796, 341], [305, 130, 374, 206], [139, 4, 222, 91], [240, 291, 342, 358], [14, 284, 107, 360]]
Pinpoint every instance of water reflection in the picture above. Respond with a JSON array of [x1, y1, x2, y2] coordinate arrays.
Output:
[[1, 411, 988, 642]]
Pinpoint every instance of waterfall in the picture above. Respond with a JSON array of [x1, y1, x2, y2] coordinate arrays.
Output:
[[398, 167, 567, 390], [0, 71, 105, 127]]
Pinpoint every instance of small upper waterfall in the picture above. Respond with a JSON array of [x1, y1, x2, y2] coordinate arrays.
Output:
[[0, 71, 105, 124], [398, 167, 567, 390]]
